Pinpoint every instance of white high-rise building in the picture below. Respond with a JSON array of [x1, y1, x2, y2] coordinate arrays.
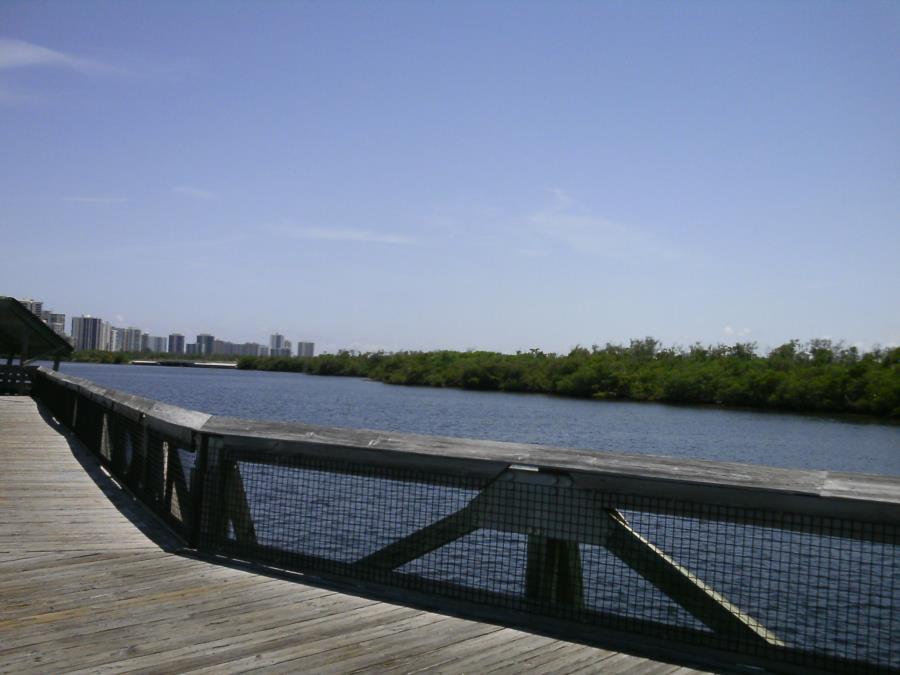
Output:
[[269, 333, 291, 356], [121, 327, 143, 352], [19, 299, 66, 337], [109, 327, 124, 352], [19, 299, 43, 317], [146, 335, 168, 353], [297, 341, 315, 357], [196, 334, 215, 355], [71, 316, 110, 351], [48, 313, 66, 336], [168, 334, 185, 354]]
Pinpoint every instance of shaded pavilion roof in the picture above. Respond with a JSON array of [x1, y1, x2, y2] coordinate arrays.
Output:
[[0, 296, 73, 361]]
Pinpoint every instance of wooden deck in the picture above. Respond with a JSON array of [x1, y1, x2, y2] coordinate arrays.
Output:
[[0, 396, 707, 674]]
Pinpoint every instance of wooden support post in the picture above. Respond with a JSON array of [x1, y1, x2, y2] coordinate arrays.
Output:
[[52, 355, 60, 371], [189, 434, 210, 548], [139, 419, 149, 492], [222, 458, 257, 545], [202, 443, 257, 548], [200, 437, 227, 545], [165, 444, 194, 527], [356, 469, 586, 609], [525, 535, 584, 608], [20, 333, 28, 366], [356, 469, 776, 642], [99, 412, 111, 462]]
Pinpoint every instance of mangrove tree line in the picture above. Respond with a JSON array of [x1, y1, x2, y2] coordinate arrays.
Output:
[[234, 339, 900, 419]]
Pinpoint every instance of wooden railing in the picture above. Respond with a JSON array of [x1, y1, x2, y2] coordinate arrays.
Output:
[[29, 367, 900, 674], [0, 364, 36, 394]]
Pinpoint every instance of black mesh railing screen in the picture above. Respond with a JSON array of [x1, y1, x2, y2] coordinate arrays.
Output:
[[31, 371, 900, 674], [195, 443, 898, 673], [34, 372, 199, 542]]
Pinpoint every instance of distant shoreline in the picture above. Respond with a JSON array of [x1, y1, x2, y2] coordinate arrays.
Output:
[[67, 340, 898, 420], [130, 359, 237, 369]]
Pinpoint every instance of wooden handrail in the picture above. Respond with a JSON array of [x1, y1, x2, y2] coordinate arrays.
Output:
[[35, 366, 900, 526]]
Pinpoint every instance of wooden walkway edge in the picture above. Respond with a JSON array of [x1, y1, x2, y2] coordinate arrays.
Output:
[[0, 396, 708, 674]]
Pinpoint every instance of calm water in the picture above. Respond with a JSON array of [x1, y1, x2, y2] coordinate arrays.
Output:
[[57, 361, 900, 475], [50, 362, 900, 666]]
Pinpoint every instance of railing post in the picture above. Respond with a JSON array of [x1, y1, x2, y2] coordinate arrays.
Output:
[[525, 535, 584, 609], [139, 414, 149, 491], [198, 435, 228, 549], [198, 439, 256, 551], [189, 432, 210, 549]]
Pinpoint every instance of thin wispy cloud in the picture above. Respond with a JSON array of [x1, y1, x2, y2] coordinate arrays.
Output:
[[724, 325, 752, 338], [269, 223, 416, 246], [547, 187, 574, 209], [0, 38, 122, 105], [64, 196, 127, 204], [174, 186, 217, 200], [0, 38, 117, 74], [530, 189, 679, 261]]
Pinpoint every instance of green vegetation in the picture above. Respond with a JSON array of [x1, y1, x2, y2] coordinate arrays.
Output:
[[235, 339, 900, 419], [66, 339, 899, 419]]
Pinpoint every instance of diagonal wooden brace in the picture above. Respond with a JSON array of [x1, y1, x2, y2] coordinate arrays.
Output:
[[355, 469, 600, 608], [602, 508, 782, 646], [354, 467, 781, 645]]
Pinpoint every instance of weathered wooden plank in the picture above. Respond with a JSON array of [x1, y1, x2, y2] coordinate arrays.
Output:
[[282, 616, 501, 675], [0, 564, 266, 618], [0, 578, 309, 652], [66, 604, 427, 675], [375, 626, 535, 674], [512, 642, 617, 673], [384, 629, 564, 674], [2, 589, 376, 673], [176, 610, 448, 675]]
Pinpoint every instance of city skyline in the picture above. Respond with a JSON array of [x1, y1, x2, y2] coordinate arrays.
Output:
[[21, 295, 314, 356], [14, 293, 895, 359], [2, 3, 898, 353]]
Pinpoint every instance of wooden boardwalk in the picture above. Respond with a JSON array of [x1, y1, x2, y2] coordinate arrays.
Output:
[[0, 396, 707, 674]]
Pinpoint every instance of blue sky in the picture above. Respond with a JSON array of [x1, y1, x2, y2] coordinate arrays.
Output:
[[2, 1, 898, 354]]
